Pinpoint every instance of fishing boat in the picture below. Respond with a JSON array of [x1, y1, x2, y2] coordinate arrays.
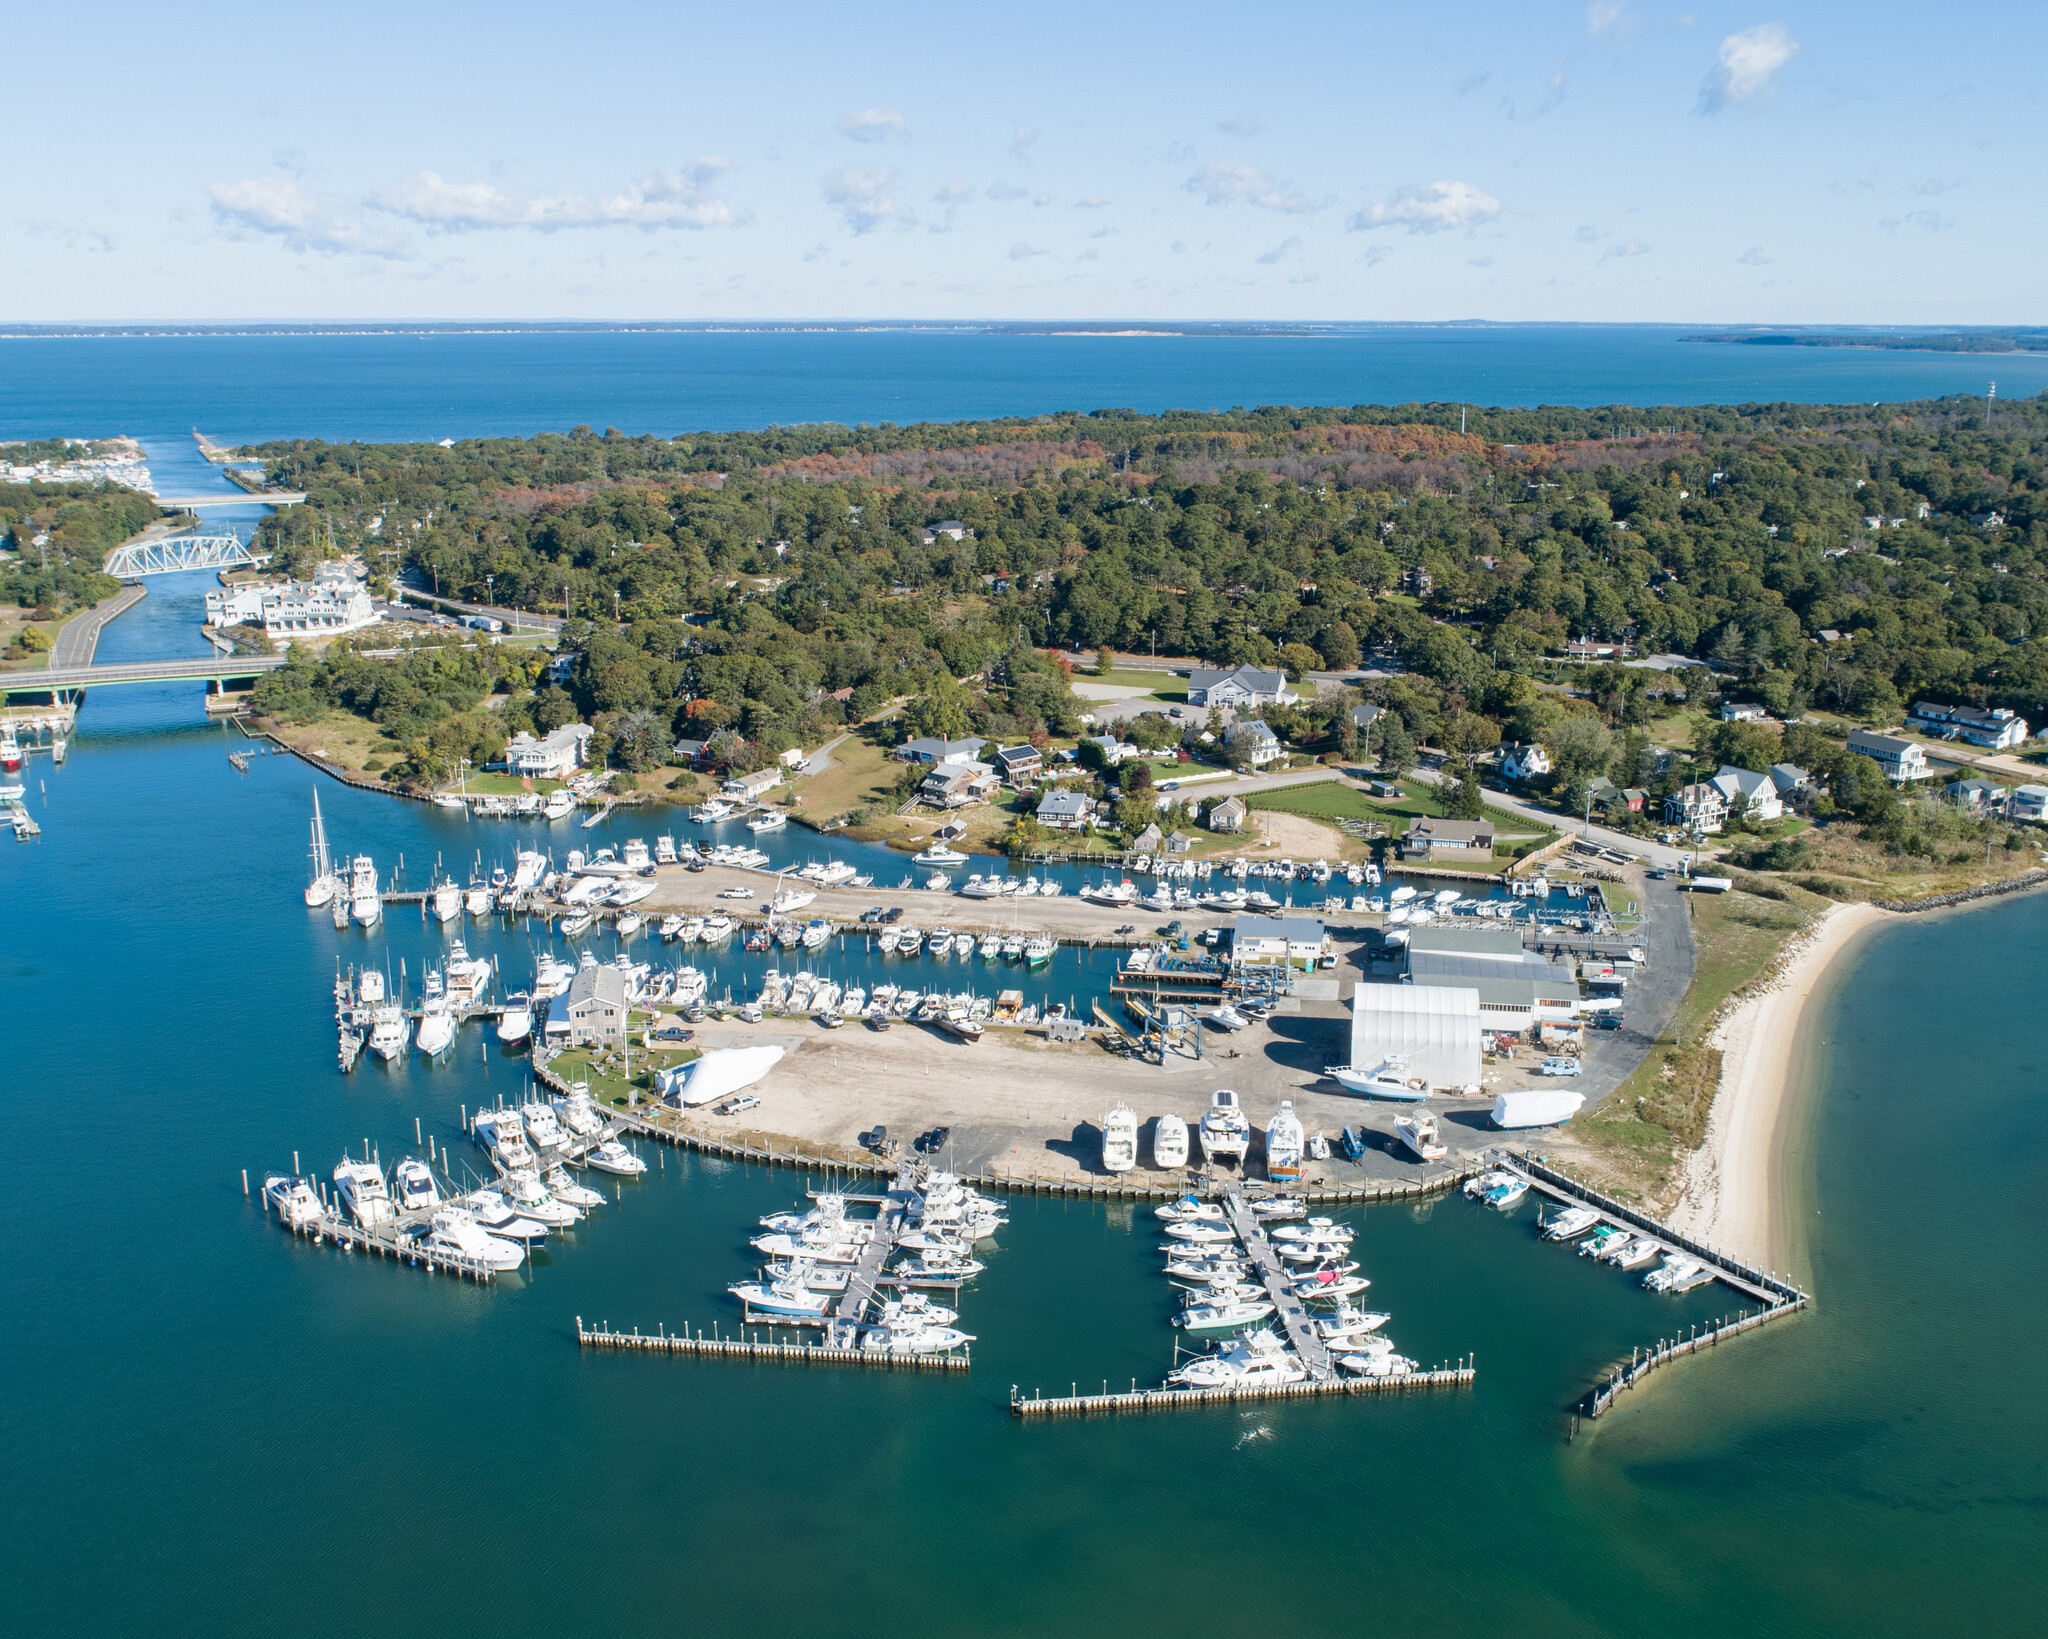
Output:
[[1393, 1110, 1448, 1161], [422, 1207, 526, 1271], [1541, 1205, 1603, 1241], [1264, 1101, 1305, 1182], [1153, 1112, 1189, 1169], [1196, 1088, 1251, 1166], [1101, 1102, 1138, 1173], [393, 1157, 442, 1213], [1175, 1296, 1277, 1332], [264, 1174, 326, 1231], [912, 843, 969, 867], [348, 855, 382, 926], [584, 1138, 647, 1177], [729, 1272, 831, 1317], [332, 1156, 394, 1227], [1165, 1330, 1306, 1390], [746, 809, 787, 833]]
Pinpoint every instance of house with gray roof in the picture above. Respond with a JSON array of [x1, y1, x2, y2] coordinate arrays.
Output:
[[564, 963, 628, 1047], [1035, 789, 1097, 830], [1188, 664, 1294, 709]]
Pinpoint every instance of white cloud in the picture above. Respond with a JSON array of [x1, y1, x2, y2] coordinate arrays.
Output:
[[1736, 246, 1770, 265], [1914, 177, 1964, 196], [1468, 255, 1494, 268], [1010, 125, 1038, 160], [1586, 3, 1626, 37], [1073, 195, 1111, 209], [1599, 238, 1652, 262], [821, 166, 913, 234], [1185, 160, 1316, 213], [1574, 223, 1601, 243], [1255, 236, 1302, 265], [1348, 180, 1499, 234], [932, 182, 977, 203], [1216, 114, 1266, 136], [209, 178, 414, 258], [1881, 211, 1952, 235], [1360, 244, 1391, 268], [838, 108, 906, 143], [1008, 241, 1047, 260], [1086, 226, 1119, 240], [370, 163, 738, 232], [985, 180, 1029, 203], [1697, 23, 1798, 114], [801, 241, 831, 262]]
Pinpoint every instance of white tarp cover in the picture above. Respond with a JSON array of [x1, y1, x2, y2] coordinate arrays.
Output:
[[1490, 1089, 1586, 1129], [1349, 984, 1481, 1092], [659, 1044, 785, 1106]]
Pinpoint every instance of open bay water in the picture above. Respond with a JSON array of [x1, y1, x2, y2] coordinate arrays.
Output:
[[5, 325, 2047, 446], [6, 630, 2048, 1633]]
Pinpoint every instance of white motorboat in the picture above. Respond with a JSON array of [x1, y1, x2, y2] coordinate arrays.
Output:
[[496, 992, 533, 1044], [1327, 1059, 1431, 1101], [912, 844, 969, 866], [1337, 1346, 1419, 1378], [464, 882, 491, 916], [1394, 1111, 1448, 1161], [498, 1168, 580, 1227], [533, 952, 575, 999], [1542, 1206, 1604, 1241], [520, 1099, 569, 1156], [422, 1206, 526, 1271], [333, 1156, 394, 1227], [432, 878, 463, 922], [393, 1157, 441, 1213], [1201, 1004, 1250, 1031], [1102, 1102, 1138, 1174], [1292, 1268, 1371, 1301], [1613, 1235, 1663, 1270], [1197, 1088, 1252, 1166], [584, 1138, 647, 1176], [358, 969, 386, 1004], [264, 1174, 326, 1231], [1162, 1219, 1237, 1243], [1265, 1100, 1305, 1182], [552, 1087, 606, 1140], [769, 886, 817, 915], [1273, 1216, 1355, 1245], [890, 1250, 986, 1281], [444, 944, 494, 1006], [1174, 1296, 1277, 1331], [747, 809, 787, 833], [542, 1165, 605, 1209], [729, 1273, 830, 1317], [303, 793, 337, 907], [462, 1189, 549, 1244], [1153, 1114, 1190, 1170], [860, 1309, 977, 1353], [367, 1003, 411, 1060], [1080, 878, 1136, 906], [1645, 1254, 1711, 1292], [753, 1231, 868, 1264], [1313, 1300, 1391, 1342], [1166, 1330, 1307, 1390], [544, 789, 576, 820], [349, 855, 382, 926], [474, 1109, 536, 1172], [1248, 1196, 1307, 1222], [415, 994, 456, 1057]]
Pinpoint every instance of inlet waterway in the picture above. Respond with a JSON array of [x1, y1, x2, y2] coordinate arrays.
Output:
[[4, 600, 2047, 1634]]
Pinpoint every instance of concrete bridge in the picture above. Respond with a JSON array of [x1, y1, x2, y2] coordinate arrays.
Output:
[[0, 654, 286, 699]]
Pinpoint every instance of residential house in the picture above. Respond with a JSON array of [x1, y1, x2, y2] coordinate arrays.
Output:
[[671, 737, 712, 768], [1720, 702, 1768, 723], [1084, 734, 1133, 766], [721, 767, 783, 801], [563, 963, 628, 1047], [1846, 728, 1932, 784], [1131, 822, 1165, 853], [992, 744, 1042, 787], [1398, 817, 1496, 860], [1496, 742, 1551, 781], [1035, 790, 1097, 830], [1709, 765, 1784, 822], [1187, 664, 1294, 709], [1350, 702, 1383, 735], [1664, 782, 1729, 834], [1769, 763, 1813, 801], [895, 735, 990, 766], [1165, 830, 1195, 855], [1225, 719, 1285, 768], [1591, 779, 1644, 816], [2010, 784, 2048, 823], [1909, 701, 2032, 750], [919, 520, 973, 545], [1207, 795, 1248, 833], [918, 762, 1000, 808], [1947, 777, 2006, 815], [1232, 914, 1328, 968], [1563, 637, 1630, 662], [501, 723, 593, 781], [1402, 566, 1433, 596], [546, 652, 580, 683]]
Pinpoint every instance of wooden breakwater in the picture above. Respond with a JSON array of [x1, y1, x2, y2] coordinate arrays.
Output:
[[1584, 1305, 1800, 1417], [260, 730, 433, 803], [577, 1318, 969, 1372], [1873, 868, 2048, 914], [1012, 1364, 1476, 1419]]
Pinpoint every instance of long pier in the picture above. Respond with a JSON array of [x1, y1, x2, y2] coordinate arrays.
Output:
[[1223, 1192, 1334, 1379], [576, 1318, 969, 1372], [1012, 1364, 1475, 1418]]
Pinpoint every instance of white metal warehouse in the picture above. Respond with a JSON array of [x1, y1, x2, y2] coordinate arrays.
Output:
[[1348, 983, 1482, 1094]]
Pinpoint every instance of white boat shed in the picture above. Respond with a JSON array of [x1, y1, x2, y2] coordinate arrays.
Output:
[[1348, 983, 1482, 1094]]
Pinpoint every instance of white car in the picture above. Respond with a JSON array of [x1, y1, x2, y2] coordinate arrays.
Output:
[[720, 887, 755, 900], [1536, 1057, 1582, 1078]]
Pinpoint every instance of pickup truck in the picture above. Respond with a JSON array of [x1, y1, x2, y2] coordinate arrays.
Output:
[[1536, 1057, 1582, 1077]]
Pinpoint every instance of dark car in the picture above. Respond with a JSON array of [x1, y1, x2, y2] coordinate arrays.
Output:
[[883, 906, 906, 924], [1590, 1014, 1623, 1031], [914, 1125, 952, 1154], [861, 1125, 892, 1155]]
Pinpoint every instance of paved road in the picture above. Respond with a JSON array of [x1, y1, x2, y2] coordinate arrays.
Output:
[[2, 654, 287, 696], [1569, 870, 1696, 1112], [1404, 763, 1692, 869], [153, 491, 307, 508], [51, 584, 146, 668], [395, 575, 565, 633]]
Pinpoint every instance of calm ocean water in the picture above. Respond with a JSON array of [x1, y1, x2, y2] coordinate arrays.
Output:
[[3, 326, 2044, 445], [6, 332, 2046, 1631]]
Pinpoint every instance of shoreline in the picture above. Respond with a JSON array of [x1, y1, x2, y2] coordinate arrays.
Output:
[[1666, 902, 1886, 1272]]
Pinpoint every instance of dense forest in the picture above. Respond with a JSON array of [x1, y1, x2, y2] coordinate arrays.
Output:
[[0, 480, 156, 621], [240, 395, 2048, 792]]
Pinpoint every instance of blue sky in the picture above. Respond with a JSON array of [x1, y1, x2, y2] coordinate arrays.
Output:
[[7, 1, 2037, 323]]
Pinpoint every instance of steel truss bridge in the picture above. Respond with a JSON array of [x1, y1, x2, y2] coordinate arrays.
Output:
[[103, 535, 271, 578]]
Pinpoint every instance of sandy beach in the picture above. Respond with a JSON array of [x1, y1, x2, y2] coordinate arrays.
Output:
[[1667, 901, 1887, 1270]]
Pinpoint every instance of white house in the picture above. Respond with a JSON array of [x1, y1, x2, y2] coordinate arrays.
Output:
[[2010, 784, 2048, 823], [1207, 794, 1247, 833], [564, 963, 628, 1047], [1910, 701, 2031, 750], [1035, 789, 1097, 830], [1709, 765, 1783, 822], [1188, 664, 1294, 709], [895, 736, 989, 766], [1664, 782, 1729, 834], [1496, 742, 1551, 780], [1846, 728, 1932, 784], [721, 767, 783, 801], [502, 723, 593, 781], [205, 570, 376, 637], [1769, 762, 1813, 800], [1225, 719, 1285, 768], [1721, 702, 1768, 723], [1233, 914, 1327, 967]]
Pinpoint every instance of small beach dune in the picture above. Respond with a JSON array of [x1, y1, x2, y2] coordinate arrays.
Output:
[[1668, 901, 1886, 1270]]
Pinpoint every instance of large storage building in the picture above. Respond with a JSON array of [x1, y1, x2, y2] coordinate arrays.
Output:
[[1346, 983, 1482, 1094]]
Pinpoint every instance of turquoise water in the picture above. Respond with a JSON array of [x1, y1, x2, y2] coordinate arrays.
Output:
[[5, 325, 2043, 445], [6, 606, 2048, 1631]]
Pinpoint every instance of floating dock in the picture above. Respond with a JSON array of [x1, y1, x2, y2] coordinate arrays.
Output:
[[1222, 1193, 1335, 1379], [1012, 1364, 1475, 1418], [577, 1318, 969, 1372]]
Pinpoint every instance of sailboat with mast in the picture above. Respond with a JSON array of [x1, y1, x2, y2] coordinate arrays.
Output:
[[303, 791, 338, 908]]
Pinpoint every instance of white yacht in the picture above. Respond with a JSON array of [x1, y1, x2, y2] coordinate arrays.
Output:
[[1197, 1088, 1252, 1166], [1264, 1101, 1305, 1182], [474, 1109, 536, 1172], [423, 1206, 526, 1272], [1326, 1059, 1431, 1102], [520, 1099, 568, 1157], [542, 1165, 606, 1209], [496, 992, 533, 1044], [747, 809, 787, 833], [332, 1156, 394, 1227], [358, 969, 387, 1004], [729, 1272, 831, 1317], [585, 1138, 647, 1176], [263, 1174, 325, 1231], [432, 878, 463, 922], [367, 1003, 411, 1061], [1080, 878, 1136, 906], [349, 856, 382, 926], [533, 952, 575, 1000], [393, 1157, 442, 1213], [543, 789, 576, 820], [859, 1305, 976, 1354], [912, 843, 969, 867], [444, 944, 494, 1006], [1166, 1330, 1307, 1390], [415, 993, 456, 1057], [1313, 1300, 1391, 1343], [1153, 1112, 1189, 1169], [1156, 1195, 1227, 1223], [498, 1168, 580, 1227], [551, 1087, 606, 1142], [1394, 1111, 1448, 1161], [1175, 1296, 1278, 1332], [303, 793, 337, 907], [464, 882, 491, 916], [1201, 1004, 1250, 1032], [462, 1189, 549, 1244], [1101, 1103, 1139, 1174], [1542, 1205, 1604, 1241], [702, 912, 733, 941], [769, 886, 817, 915]]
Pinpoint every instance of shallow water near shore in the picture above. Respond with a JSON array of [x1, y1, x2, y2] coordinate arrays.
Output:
[[5, 595, 2048, 1632]]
